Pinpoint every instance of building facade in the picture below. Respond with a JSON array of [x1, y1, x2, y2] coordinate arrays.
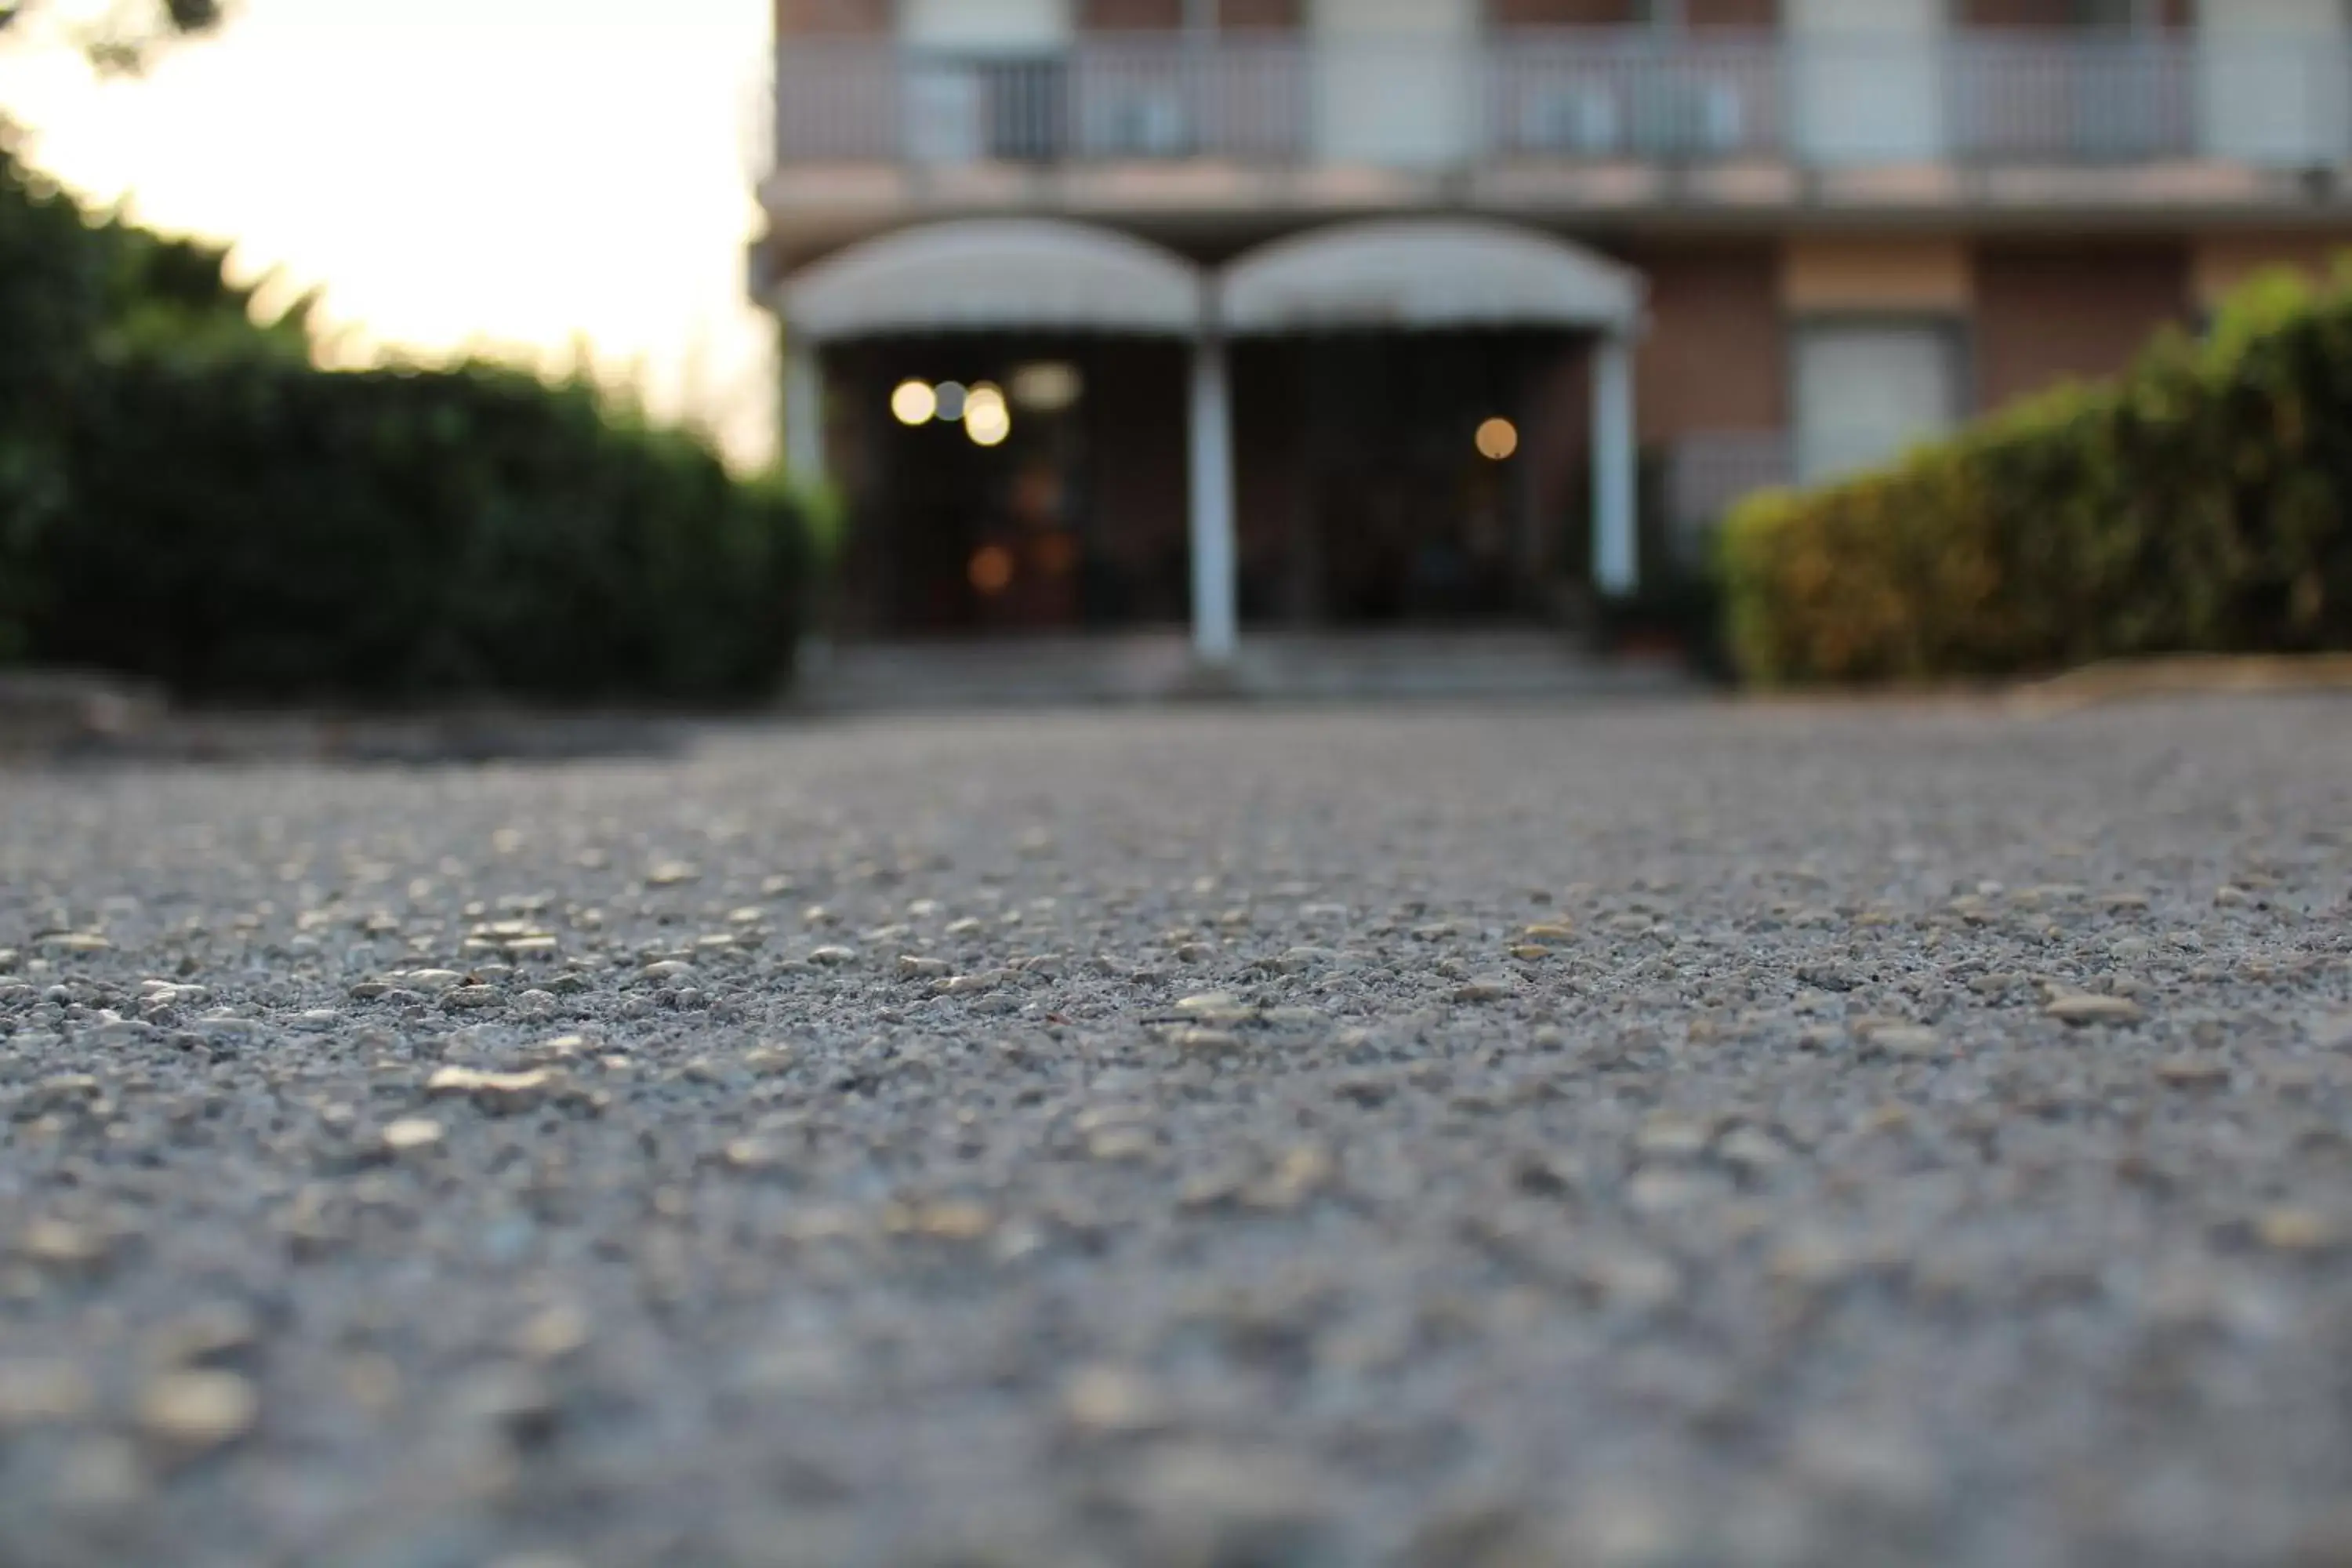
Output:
[[755, 0, 2352, 659]]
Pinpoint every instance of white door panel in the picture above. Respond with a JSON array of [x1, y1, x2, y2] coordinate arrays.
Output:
[[902, 0, 1069, 50], [2200, 0, 2350, 165], [1787, 0, 1945, 165], [1310, 0, 1478, 168]]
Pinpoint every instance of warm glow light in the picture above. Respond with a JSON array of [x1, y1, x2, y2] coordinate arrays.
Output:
[[933, 381, 969, 423], [965, 382, 1007, 419], [1475, 416, 1520, 461], [966, 399, 1012, 448], [891, 379, 937, 426], [968, 544, 1015, 595], [1011, 361, 1083, 412]]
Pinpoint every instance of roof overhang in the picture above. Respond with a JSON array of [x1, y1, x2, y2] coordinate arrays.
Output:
[[782, 219, 1204, 341], [1218, 218, 1646, 336]]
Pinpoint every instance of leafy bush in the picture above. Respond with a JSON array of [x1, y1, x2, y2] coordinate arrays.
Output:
[[2, 140, 804, 703], [1720, 265, 2352, 685]]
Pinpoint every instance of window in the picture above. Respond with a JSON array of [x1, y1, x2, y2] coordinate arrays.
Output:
[[1793, 321, 1963, 485]]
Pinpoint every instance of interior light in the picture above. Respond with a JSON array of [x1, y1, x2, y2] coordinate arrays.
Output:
[[1475, 416, 1520, 461], [1011, 361, 1083, 412], [966, 400, 1012, 448], [968, 544, 1015, 595], [933, 381, 969, 422], [890, 379, 937, 426]]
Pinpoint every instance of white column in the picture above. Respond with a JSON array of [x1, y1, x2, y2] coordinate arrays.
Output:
[[1592, 332, 1638, 598], [783, 336, 825, 485], [1188, 332, 1240, 665]]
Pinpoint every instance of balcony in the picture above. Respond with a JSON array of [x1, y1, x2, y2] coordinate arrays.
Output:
[[769, 31, 2352, 180]]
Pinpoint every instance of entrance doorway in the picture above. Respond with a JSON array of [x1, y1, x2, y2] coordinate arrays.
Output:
[[832, 336, 1189, 637], [1238, 332, 1571, 627]]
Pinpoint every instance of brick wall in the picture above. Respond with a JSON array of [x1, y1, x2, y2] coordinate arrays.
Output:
[[1960, 0, 2191, 26], [1973, 242, 2190, 412], [775, 0, 890, 35], [1631, 244, 1787, 438]]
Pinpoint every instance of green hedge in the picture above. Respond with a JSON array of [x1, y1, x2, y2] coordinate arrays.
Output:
[[1720, 267, 2352, 685], [2, 141, 804, 704]]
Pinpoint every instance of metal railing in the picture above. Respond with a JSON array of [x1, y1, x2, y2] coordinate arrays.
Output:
[[771, 31, 2352, 172]]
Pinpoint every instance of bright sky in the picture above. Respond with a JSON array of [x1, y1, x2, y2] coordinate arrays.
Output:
[[0, 0, 779, 469]]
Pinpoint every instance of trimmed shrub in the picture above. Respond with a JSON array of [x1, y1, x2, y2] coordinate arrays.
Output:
[[1720, 266, 2352, 685], [2, 140, 804, 704], [37, 352, 804, 704]]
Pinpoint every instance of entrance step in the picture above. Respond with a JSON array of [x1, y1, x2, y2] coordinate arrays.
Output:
[[796, 630, 1692, 713]]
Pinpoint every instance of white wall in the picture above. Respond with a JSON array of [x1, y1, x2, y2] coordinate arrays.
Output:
[[901, 0, 1071, 50], [1309, 0, 1479, 169], [1786, 0, 1945, 166], [2199, 0, 2351, 166]]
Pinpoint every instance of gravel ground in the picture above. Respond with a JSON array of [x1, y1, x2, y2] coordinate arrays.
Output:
[[3, 696, 2351, 1568]]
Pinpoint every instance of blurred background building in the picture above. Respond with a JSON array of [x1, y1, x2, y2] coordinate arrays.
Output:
[[753, 0, 2352, 659]]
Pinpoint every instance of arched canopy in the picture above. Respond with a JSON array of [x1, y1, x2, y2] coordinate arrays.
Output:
[[1218, 219, 1646, 336], [782, 219, 1203, 341]]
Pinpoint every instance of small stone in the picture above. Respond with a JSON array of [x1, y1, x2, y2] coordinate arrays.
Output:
[[887, 1201, 995, 1243], [1769, 1230, 1867, 1290], [1171, 1026, 1244, 1058], [137, 1368, 257, 1455], [441, 985, 503, 1011], [18, 1218, 106, 1269], [1864, 1025, 1943, 1061], [1122, 1443, 1335, 1560], [1795, 960, 1857, 992], [641, 960, 699, 985], [398, 969, 469, 995], [515, 1303, 592, 1363], [1087, 1126, 1160, 1163], [723, 1138, 786, 1172], [38, 932, 113, 953], [147, 1303, 258, 1368], [1632, 1114, 1710, 1162], [896, 955, 950, 979], [1790, 1421, 1943, 1512], [1453, 975, 1515, 1004], [2045, 993, 2146, 1027], [1175, 991, 1243, 1016], [2155, 1055, 2230, 1088], [1060, 1364, 1168, 1438], [0, 1359, 95, 1425], [379, 1117, 445, 1155], [808, 945, 858, 967], [1521, 922, 1577, 945], [426, 1066, 556, 1115], [2255, 1207, 2340, 1254], [644, 860, 700, 887], [1577, 1244, 1682, 1311], [1717, 1127, 1789, 1173]]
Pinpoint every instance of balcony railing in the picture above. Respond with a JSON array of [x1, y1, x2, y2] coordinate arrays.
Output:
[[771, 32, 2352, 172]]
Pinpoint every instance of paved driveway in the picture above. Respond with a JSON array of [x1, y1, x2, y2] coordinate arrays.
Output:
[[3, 697, 2350, 1566]]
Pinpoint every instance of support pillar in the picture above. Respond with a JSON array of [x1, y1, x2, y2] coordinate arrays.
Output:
[[1188, 332, 1240, 665], [783, 335, 825, 484], [1592, 331, 1638, 597]]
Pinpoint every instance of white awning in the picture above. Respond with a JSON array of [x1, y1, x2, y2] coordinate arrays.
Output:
[[1218, 219, 1645, 336], [782, 220, 1203, 341]]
